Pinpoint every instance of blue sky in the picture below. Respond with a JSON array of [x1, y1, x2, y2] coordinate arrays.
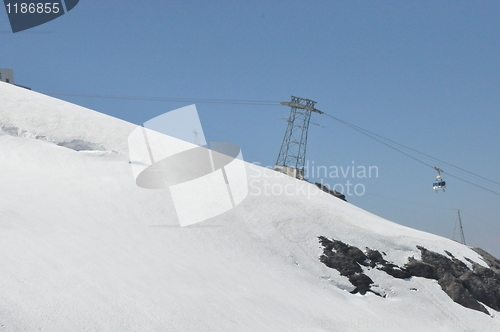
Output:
[[2, 1, 499, 256]]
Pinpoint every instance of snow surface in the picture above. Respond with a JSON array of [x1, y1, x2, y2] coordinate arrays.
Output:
[[1, 81, 499, 331]]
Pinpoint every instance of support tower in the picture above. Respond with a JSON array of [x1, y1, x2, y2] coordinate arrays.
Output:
[[275, 96, 323, 179]]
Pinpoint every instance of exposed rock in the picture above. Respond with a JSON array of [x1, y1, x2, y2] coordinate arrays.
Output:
[[318, 236, 376, 295], [314, 183, 347, 202], [318, 237, 500, 315], [408, 246, 493, 314], [472, 247, 500, 274]]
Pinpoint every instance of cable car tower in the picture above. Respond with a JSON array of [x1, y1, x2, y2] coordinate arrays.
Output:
[[453, 209, 466, 245], [275, 96, 323, 180]]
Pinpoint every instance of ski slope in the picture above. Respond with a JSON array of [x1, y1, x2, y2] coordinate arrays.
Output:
[[1, 82, 498, 331]]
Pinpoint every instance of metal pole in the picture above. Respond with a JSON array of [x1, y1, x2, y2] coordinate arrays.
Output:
[[458, 209, 466, 245]]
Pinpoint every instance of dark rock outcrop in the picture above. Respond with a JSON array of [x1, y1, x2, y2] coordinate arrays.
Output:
[[318, 237, 500, 315], [472, 247, 500, 274], [318, 236, 377, 295], [314, 183, 347, 202], [406, 246, 491, 314]]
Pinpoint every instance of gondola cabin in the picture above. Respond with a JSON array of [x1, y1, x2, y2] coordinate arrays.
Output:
[[432, 167, 446, 192], [433, 180, 446, 192]]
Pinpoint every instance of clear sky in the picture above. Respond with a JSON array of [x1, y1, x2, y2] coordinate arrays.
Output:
[[2, 1, 499, 256]]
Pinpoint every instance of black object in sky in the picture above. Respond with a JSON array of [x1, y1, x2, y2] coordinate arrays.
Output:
[[4, 0, 79, 33]]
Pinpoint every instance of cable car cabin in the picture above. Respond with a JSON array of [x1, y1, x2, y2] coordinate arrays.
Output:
[[433, 180, 446, 192], [432, 167, 446, 192]]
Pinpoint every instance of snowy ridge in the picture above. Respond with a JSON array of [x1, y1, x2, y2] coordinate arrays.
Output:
[[0, 82, 134, 156], [1, 84, 499, 331]]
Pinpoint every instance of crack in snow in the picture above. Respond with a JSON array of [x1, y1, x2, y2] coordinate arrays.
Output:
[[1, 125, 112, 153]]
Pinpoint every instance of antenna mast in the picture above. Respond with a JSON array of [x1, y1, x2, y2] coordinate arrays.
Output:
[[275, 96, 323, 179], [453, 209, 466, 245]]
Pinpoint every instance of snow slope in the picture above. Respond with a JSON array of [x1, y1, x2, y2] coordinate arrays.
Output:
[[1, 82, 499, 331]]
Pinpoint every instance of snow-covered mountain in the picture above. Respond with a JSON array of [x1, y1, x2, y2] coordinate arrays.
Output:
[[1, 82, 499, 331]]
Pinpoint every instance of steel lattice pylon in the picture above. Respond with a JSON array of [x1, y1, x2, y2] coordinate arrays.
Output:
[[275, 96, 322, 179]]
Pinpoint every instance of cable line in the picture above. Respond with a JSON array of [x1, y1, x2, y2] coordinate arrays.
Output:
[[444, 173, 500, 197], [324, 112, 500, 187], [40, 91, 499, 194], [322, 112, 435, 169], [321, 112, 500, 197], [41, 92, 282, 106]]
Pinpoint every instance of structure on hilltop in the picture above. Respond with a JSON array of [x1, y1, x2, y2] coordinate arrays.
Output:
[[0, 69, 30, 90], [0, 68, 14, 84], [275, 96, 323, 180]]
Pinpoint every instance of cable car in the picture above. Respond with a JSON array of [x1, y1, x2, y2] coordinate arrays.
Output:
[[432, 167, 446, 192], [433, 180, 446, 192]]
